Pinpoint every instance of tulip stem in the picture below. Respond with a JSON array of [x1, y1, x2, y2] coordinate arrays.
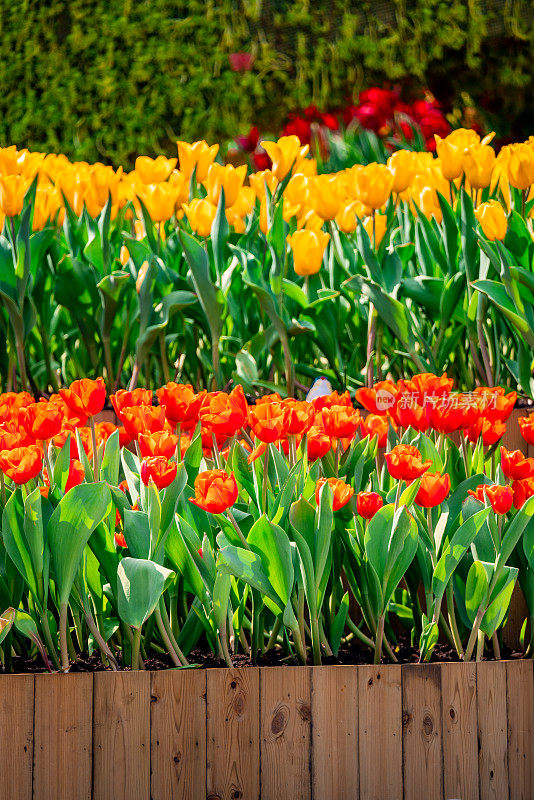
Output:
[[42, 440, 53, 489], [90, 416, 99, 481], [446, 582, 464, 658], [131, 626, 143, 670], [59, 603, 70, 672], [262, 445, 269, 511], [226, 509, 250, 550], [211, 432, 222, 469], [374, 613, 385, 664]]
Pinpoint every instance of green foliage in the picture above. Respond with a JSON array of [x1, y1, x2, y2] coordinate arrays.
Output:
[[1, 0, 533, 165]]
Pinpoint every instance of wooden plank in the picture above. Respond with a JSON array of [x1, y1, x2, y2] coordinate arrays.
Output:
[[506, 659, 534, 800], [207, 668, 260, 800], [477, 661, 509, 800], [402, 664, 442, 800], [151, 670, 206, 800], [442, 661, 479, 800], [0, 674, 34, 800], [312, 666, 358, 800], [93, 671, 150, 800], [34, 673, 92, 800], [261, 666, 311, 800], [358, 664, 402, 800]]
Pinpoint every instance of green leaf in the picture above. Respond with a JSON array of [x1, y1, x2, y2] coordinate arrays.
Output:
[[48, 483, 112, 606], [248, 515, 294, 608], [330, 591, 349, 656], [100, 429, 120, 485], [117, 558, 174, 628], [432, 507, 490, 605]]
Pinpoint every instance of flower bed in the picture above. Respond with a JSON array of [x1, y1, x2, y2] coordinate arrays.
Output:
[[0, 374, 534, 675], [1, 129, 534, 399], [0, 662, 532, 799]]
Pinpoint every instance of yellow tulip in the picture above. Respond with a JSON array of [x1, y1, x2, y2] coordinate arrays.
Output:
[[362, 213, 387, 246], [284, 174, 309, 213], [0, 174, 31, 217], [335, 201, 367, 233], [416, 187, 443, 224], [137, 182, 179, 222], [136, 261, 150, 293], [474, 200, 508, 241], [308, 174, 341, 221], [249, 170, 278, 201], [387, 150, 415, 194], [119, 245, 130, 266], [204, 163, 247, 208], [462, 144, 496, 190], [177, 140, 219, 182], [134, 156, 176, 185], [182, 198, 217, 237], [287, 229, 330, 276], [297, 210, 325, 233], [435, 129, 480, 181], [261, 136, 309, 181], [353, 163, 394, 210], [505, 143, 534, 191]]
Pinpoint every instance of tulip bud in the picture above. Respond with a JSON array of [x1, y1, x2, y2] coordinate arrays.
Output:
[[474, 200, 507, 241]]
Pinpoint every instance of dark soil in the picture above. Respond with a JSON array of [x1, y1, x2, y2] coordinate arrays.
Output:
[[6, 635, 524, 674]]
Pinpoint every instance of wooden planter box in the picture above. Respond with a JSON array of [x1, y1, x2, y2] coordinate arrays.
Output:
[[1, 660, 532, 800]]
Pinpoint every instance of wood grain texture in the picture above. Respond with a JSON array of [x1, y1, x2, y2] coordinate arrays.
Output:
[[34, 673, 92, 800], [402, 664, 442, 800], [506, 659, 534, 800], [477, 660, 509, 800], [358, 664, 402, 800], [442, 661, 479, 800], [151, 670, 206, 800], [312, 666, 358, 800], [93, 671, 150, 800], [207, 667, 260, 800], [261, 666, 311, 800], [0, 674, 33, 800]]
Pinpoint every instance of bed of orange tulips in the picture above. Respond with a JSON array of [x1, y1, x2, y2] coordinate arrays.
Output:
[[0, 372, 533, 671]]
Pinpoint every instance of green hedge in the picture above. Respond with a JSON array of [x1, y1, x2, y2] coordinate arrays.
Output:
[[1, 0, 534, 166]]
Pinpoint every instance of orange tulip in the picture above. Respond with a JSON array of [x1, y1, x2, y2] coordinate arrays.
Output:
[[190, 469, 238, 513], [139, 430, 179, 459], [356, 491, 383, 519], [140, 456, 177, 489], [315, 477, 354, 511], [0, 445, 43, 484], [199, 386, 248, 439], [22, 402, 63, 441], [156, 383, 206, 429], [60, 378, 106, 418], [385, 444, 431, 481], [249, 402, 290, 443], [415, 471, 450, 508]]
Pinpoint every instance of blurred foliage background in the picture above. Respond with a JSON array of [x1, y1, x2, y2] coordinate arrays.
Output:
[[1, 0, 534, 166]]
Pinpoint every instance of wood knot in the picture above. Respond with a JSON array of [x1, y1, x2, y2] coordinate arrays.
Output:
[[298, 702, 311, 722], [207, 794, 221, 800], [271, 705, 289, 736], [150, 694, 158, 703], [368, 678, 373, 686], [173, 752, 181, 764], [230, 680, 237, 689], [376, 672, 381, 680], [423, 714, 434, 736], [449, 707, 456, 721], [233, 692, 245, 716], [232, 791, 242, 799], [402, 712, 411, 727]]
